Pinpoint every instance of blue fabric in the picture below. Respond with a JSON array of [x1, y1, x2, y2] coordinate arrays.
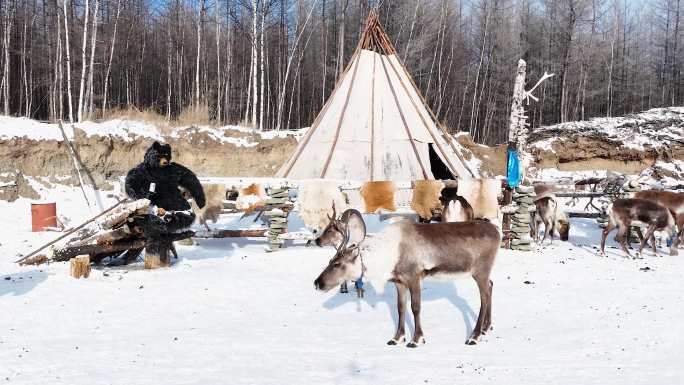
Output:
[[507, 148, 521, 188]]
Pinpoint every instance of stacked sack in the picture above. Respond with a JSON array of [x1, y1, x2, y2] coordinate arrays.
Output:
[[265, 187, 290, 252], [510, 186, 535, 251]]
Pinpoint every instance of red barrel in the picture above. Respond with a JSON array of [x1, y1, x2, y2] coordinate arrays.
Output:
[[31, 202, 57, 232]]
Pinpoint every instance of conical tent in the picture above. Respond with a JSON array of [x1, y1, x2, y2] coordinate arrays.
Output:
[[277, 12, 477, 181]]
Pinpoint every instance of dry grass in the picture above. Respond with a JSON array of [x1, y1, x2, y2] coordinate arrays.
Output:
[[176, 103, 211, 127], [100, 106, 170, 127], [99, 104, 216, 131]]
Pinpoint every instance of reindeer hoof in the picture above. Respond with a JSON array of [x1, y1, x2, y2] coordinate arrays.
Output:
[[387, 337, 405, 345], [466, 337, 479, 345], [406, 337, 425, 348]]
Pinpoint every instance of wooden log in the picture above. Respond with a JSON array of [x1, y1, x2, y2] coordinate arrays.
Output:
[[193, 229, 267, 239], [566, 212, 603, 218], [144, 252, 167, 269], [16, 199, 127, 264], [70, 256, 91, 279], [41, 231, 195, 264], [99, 199, 150, 229], [554, 192, 605, 198]]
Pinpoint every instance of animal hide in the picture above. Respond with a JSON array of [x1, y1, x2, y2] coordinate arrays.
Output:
[[297, 180, 348, 231], [410, 180, 445, 220], [188, 184, 227, 226], [361, 181, 397, 213], [457, 178, 500, 219], [236, 183, 268, 213]]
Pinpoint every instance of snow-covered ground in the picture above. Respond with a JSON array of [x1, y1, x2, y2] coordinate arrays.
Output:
[[0, 115, 305, 146], [2, 184, 684, 385], [529, 107, 684, 152]]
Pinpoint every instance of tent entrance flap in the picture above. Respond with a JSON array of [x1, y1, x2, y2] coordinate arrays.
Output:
[[429, 143, 455, 180]]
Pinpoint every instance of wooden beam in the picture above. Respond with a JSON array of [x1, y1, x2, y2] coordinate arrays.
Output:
[[193, 229, 268, 239]]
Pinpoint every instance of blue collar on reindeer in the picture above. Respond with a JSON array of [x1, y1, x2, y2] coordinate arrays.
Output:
[[353, 246, 366, 291]]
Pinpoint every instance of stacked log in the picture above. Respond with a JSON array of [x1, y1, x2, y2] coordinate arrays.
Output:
[[265, 187, 290, 252], [510, 186, 535, 251]]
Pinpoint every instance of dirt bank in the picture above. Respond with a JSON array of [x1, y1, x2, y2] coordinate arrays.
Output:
[[0, 128, 297, 201]]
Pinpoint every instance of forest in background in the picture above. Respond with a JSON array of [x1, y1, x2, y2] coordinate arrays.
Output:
[[0, 0, 681, 144]]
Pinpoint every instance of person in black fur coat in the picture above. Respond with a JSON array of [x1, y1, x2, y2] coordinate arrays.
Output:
[[124, 141, 206, 264]]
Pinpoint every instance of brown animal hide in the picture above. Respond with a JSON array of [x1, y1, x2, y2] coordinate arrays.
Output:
[[410, 180, 445, 220], [361, 181, 397, 213], [457, 179, 500, 219], [236, 183, 268, 214]]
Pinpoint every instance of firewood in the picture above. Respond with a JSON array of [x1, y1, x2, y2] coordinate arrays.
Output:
[[99, 199, 150, 229], [70, 256, 91, 279], [144, 253, 167, 269]]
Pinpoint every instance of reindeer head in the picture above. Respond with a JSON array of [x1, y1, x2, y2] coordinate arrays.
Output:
[[442, 199, 465, 222], [314, 227, 362, 291], [314, 202, 346, 247]]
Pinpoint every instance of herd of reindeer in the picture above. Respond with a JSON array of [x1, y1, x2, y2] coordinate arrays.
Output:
[[310, 183, 684, 348]]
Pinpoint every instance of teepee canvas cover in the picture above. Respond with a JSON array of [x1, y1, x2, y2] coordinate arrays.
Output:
[[277, 12, 476, 181]]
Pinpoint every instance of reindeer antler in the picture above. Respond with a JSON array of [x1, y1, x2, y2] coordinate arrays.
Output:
[[337, 222, 351, 252]]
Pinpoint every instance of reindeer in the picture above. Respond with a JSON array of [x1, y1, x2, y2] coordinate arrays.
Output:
[[600, 198, 679, 258], [314, 203, 367, 293], [531, 185, 570, 244], [440, 187, 475, 222], [314, 218, 500, 347], [634, 190, 684, 245]]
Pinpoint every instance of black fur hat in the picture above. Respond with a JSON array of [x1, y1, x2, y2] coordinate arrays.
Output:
[[144, 141, 172, 168]]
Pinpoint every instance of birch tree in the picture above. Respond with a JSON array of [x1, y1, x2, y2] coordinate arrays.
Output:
[[77, 0, 90, 121]]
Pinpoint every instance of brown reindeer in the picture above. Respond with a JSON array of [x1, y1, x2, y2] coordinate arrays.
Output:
[[532, 185, 570, 244], [634, 190, 684, 244], [315, 203, 367, 248], [441, 196, 475, 222], [314, 203, 367, 293], [600, 198, 679, 258], [314, 219, 500, 347]]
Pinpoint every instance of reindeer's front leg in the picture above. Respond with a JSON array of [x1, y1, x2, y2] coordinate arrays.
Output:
[[600, 223, 615, 256], [407, 280, 425, 348], [616, 225, 632, 258], [387, 282, 407, 345]]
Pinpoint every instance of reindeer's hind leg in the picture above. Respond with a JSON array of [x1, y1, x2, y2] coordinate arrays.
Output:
[[541, 218, 552, 245], [467, 274, 492, 345], [638, 224, 657, 257], [407, 279, 425, 348], [388, 281, 408, 346], [483, 280, 493, 333]]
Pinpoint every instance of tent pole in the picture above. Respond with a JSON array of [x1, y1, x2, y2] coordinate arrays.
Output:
[[378, 55, 429, 179], [320, 50, 363, 178]]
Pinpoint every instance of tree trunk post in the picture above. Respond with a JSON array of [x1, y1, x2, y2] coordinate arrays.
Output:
[[70, 255, 91, 278]]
